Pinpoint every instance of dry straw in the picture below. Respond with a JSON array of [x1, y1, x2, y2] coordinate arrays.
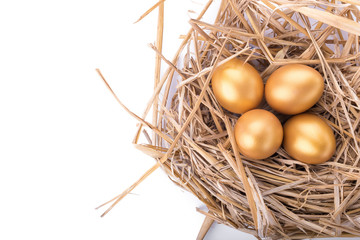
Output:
[[97, 0, 360, 239]]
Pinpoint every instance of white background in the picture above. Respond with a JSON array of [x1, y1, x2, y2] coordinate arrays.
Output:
[[0, 1, 357, 240], [0, 0, 254, 239]]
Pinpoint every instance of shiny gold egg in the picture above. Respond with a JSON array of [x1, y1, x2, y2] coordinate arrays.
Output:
[[235, 109, 283, 159], [283, 113, 336, 164], [265, 64, 324, 115], [212, 58, 263, 114]]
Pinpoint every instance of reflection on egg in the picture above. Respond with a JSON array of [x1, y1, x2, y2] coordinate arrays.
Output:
[[265, 64, 324, 115], [212, 58, 263, 114], [283, 113, 336, 164], [235, 109, 283, 159]]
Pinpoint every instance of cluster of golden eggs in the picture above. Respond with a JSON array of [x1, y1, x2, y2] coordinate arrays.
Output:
[[212, 59, 336, 164]]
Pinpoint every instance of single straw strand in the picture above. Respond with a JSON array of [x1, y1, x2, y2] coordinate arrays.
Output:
[[152, 0, 165, 145], [134, 0, 166, 24]]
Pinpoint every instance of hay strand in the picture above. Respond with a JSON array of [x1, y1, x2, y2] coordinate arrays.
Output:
[[196, 215, 214, 240], [152, 0, 164, 145]]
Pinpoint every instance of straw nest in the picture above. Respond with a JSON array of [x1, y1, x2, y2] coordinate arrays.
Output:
[[98, 0, 360, 239]]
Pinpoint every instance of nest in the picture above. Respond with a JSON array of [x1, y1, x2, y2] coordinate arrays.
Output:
[[98, 0, 360, 239]]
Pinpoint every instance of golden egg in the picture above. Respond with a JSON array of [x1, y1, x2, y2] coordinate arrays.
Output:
[[212, 58, 263, 114], [265, 64, 324, 115], [234, 109, 283, 159], [283, 113, 336, 164]]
